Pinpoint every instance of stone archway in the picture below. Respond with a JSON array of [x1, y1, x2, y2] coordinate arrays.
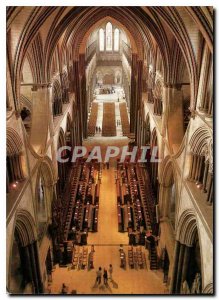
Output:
[[202, 283, 213, 294], [35, 158, 55, 241], [159, 159, 178, 230], [6, 127, 25, 193], [149, 128, 159, 199], [8, 210, 43, 294], [170, 210, 203, 294]]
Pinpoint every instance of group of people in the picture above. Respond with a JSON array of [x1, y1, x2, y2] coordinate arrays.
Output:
[[95, 126, 102, 134], [116, 119, 121, 126], [97, 84, 116, 95], [95, 264, 113, 286], [20, 106, 31, 121]]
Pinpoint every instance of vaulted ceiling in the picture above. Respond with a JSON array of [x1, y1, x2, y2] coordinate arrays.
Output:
[[7, 7, 213, 105]]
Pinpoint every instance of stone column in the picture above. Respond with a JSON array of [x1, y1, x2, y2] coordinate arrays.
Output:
[[188, 153, 194, 180], [191, 154, 198, 181], [154, 97, 158, 114], [73, 60, 83, 144], [181, 246, 191, 288], [33, 241, 44, 293], [197, 43, 211, 111], [202, 160, 209, 192], [22, 246, 34, 288], [206, 173, 213, 204], [79, 54, 87, 139], [195, 156, 203, 182], [170, 241, 180, 293], [207, 92, 213, 116], [130, 54, 137, 133], [175, 244, 185, 293], [28, 243, 39, 293]]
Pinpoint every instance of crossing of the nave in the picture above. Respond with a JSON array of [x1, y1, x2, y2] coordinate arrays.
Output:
[[6, 6, 213, 295]]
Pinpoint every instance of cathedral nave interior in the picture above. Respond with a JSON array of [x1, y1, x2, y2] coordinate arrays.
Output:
[[6, 6, 213, 295]]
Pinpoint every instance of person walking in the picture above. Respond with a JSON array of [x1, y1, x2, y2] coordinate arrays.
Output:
[[103, 268, 108, 285], [96, 267, 102, 285], [108, 264, 113, 281], [61, 283, 68, 294]]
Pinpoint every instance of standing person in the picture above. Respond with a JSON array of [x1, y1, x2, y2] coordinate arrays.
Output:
[[61, 283, 68, 294], [108, 264, 113, 281], [103, 268, 108, 285], [96, 267, 102, 285]]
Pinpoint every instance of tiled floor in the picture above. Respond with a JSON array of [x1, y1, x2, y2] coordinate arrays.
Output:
[[49, 156, 168, 294], [87, 167, 129, 245], [49, 245, 167, 295]]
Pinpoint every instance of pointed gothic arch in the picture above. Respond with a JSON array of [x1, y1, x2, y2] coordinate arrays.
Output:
[[8, 210, 43, 294], [6, 128, 24, 192], [160, 158, 178, 230], [171, 210, 203, 294], [188, 127, 213, 204]]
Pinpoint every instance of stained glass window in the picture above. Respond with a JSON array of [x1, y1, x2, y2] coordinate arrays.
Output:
[[99, 29, 104, 51], [106, 22, 112, 51], [114, 28, 119, 51]]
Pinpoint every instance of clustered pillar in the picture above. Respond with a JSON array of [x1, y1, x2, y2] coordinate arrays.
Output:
[[19, 241, 43, 294], [170, 241, 194, 294], [154, 97, 163, 116], [188, 152, 213, 204], [147, 88, 154, 103], [198, 43, 213, 118]]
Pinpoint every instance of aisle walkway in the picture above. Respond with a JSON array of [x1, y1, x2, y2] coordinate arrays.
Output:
[[48, 138, 167, 295], [92, 85, 127, 137], [88, 167, 128, 245]]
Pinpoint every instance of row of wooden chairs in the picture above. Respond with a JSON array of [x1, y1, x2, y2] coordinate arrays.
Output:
[[72, 163, 98, 233], [128, 246, 147, 269], [136, 165, 156, 232], [116, 163, 155, 235], [102, 103, 117, 136], [63, 166, 82, 241], [119, 103, 130, 136], [72, 246, 89, 270], [88, 102, 98, 136]]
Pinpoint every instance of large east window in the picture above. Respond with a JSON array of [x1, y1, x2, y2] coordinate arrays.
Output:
[[99, 23, 120, 52]]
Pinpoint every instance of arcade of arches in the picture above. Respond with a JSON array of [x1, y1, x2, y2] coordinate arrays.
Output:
[[6, 7, 213, 295]]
